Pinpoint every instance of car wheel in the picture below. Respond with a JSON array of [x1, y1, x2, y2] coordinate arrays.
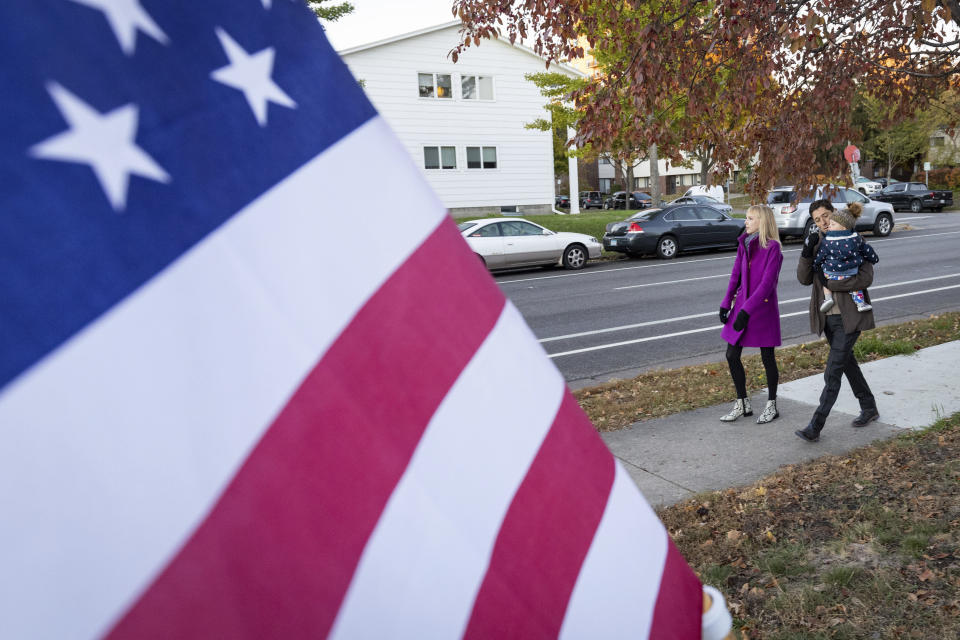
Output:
[[602, 202, 610, 210], [562, 244, 588, 270], [859, 188, 867, 195], [873, 213, 893, 237], [910, 199, 922, 213], [802, 218, 815, 239], [656, 235, 678, 259]]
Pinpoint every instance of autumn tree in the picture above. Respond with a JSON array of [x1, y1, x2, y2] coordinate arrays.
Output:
[[527, 70, 650, 205], [451, 0, 960, 198], [861, 95, 935, 178], [524, 72, 590, 180]]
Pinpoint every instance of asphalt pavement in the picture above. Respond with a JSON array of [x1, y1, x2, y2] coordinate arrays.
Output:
[[601, 341, 960, 506]]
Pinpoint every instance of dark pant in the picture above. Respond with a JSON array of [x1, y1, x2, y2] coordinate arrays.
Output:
[[811, 315, 876, 431], [726, 344, 778, 401]]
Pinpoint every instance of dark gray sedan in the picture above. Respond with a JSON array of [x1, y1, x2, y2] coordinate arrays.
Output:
[[602, 205, 745, 259]]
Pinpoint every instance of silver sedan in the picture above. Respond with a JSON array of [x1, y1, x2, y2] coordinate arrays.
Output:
[[458, 218, 602, 270]]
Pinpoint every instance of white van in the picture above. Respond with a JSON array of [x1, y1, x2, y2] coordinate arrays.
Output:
[[683, 185, 725, 202]]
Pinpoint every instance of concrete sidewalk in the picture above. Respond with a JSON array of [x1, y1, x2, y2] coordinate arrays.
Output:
[[601, 341, 960, 507]]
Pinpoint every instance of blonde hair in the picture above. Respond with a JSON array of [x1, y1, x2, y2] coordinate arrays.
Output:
[[746, 204, 780, 248]]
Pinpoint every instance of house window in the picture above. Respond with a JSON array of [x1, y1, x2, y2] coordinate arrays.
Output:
[[418, 73, 452, 99], [423, 146, 457, 170], [466, 146, 497, 169], [931, 136, 945, 147], [461, 75, 494, 100], [599, 178, 612, 192]]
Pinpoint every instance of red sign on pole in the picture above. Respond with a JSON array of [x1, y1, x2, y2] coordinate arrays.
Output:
[[844, 144, 860, 163]]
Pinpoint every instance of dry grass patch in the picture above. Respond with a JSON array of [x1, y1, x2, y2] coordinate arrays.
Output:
[[575, 312, 960, 432], [657, 413, 960, 638]]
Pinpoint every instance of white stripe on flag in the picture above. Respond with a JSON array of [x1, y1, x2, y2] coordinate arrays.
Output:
[[0, 117, 445, 640], [329, 302, 566, 640], [559, 464, 668, 639]]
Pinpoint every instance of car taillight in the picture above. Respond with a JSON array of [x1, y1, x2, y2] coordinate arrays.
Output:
[[929, 192, 935, 197], [628, 222, 644, 233]]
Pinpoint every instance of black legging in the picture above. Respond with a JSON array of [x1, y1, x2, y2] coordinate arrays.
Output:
[[726, 344, 778, 400]]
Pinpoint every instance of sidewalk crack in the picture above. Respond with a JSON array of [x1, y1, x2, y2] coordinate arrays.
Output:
[[613, 454, 697, 494]]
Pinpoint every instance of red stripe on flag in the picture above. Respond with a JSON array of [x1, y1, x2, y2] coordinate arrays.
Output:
[[649, 537, 703, 639], [106, 220, 506, 639], [463, 392, 615, 639]]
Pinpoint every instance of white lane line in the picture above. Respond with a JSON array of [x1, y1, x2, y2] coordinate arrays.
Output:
[[496, 254, 737, 284], [614, 273, 728, 290], [895, 216, 930, 221], [498, 230, 960, 286], [539, 310, 717, 343], [870, 230, 960, 244], [540, 273, 960, 343], [546, 284, 960, 358]]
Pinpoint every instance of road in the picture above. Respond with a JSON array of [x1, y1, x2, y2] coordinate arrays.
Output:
[[494, 213, 960, 388]]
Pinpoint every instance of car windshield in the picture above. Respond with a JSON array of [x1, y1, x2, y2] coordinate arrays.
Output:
[[457, 222, 478, 232]]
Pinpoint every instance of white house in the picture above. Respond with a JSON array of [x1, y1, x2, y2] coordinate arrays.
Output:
[[339, 22, 584, 216], [596, 156, 729, 195]]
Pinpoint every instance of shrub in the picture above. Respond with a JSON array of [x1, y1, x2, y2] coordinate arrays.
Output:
[[910, 167, 960, 189]]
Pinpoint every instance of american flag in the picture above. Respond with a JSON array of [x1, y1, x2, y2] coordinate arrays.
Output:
[[0, 1, 703, 638]]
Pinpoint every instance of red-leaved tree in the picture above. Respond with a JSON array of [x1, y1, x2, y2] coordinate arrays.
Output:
[[451, 0, 960, 197]]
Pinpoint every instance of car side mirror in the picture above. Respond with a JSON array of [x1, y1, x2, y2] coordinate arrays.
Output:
[[716, 215, 724, 221]]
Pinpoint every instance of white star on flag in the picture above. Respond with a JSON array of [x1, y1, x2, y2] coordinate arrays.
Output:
[[30, 82, 170, 212], [210, 28, 297, 126], [67, 0, 169, 56]]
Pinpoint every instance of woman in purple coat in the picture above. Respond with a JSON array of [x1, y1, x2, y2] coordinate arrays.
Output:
[[718, 205, 783, 424]]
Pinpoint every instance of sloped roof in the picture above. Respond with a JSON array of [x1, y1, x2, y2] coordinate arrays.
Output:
[[337, 20, 586, 78]]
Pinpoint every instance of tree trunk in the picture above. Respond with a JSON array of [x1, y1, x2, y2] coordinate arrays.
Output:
[[616, 157, 629, 194], [887, 147, 892, 180], [625, 163, 635, 208], [649, 143, 661, 204], [698, 145, 713, 186]]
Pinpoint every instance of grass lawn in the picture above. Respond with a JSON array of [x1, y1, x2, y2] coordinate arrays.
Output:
[[575, 312, 960, 432], [660, 411, 960, 638]]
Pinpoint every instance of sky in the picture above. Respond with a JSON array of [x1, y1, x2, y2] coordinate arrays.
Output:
[[322, 0, 457, 51]]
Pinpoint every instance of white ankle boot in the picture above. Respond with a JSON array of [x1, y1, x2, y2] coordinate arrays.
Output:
[[720, 398, 752, 422], [756, 399, 779, 424]]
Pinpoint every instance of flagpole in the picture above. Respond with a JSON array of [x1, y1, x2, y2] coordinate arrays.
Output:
[[702, 585, 735, 639]]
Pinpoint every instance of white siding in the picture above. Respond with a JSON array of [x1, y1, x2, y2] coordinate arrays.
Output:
[[341, 25, 564, 211]]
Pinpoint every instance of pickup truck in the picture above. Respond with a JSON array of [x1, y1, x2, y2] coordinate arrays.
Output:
[[871, 182, 953, 213]]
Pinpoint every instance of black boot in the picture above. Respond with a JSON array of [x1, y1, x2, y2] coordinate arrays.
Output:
[[795, 419, 822, 442], [851, 407, 879, 427]]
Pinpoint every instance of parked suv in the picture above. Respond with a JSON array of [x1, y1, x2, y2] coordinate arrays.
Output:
[[765, 185, 895, 238], [579, 190, 603, 210]]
